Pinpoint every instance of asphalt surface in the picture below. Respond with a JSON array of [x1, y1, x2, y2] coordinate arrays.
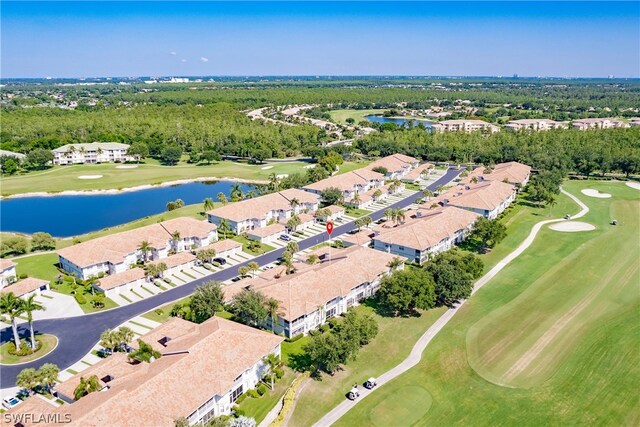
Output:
[[0, 167, 462, 388]]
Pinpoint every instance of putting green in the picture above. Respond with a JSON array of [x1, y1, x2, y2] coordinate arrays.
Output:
[[370, 385, 432, 426]]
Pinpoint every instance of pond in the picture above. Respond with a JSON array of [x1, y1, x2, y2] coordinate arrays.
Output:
[[365, 115, 434, 129], [0, 181, 255, 237]]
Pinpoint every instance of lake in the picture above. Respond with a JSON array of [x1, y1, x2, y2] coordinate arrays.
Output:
[[366, 115, 433, 129], [0, 181, 254, 237]]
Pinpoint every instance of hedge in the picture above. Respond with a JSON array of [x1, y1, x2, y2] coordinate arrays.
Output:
[[256, 384, 267, 396], [247, 389, 260, 399], [74, 294, 87, 305], [271, 371, 311, 427], [285, 333, 304, 343]]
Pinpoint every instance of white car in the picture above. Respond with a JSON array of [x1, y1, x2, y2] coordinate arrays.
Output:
[[3, 396, 22, 409]]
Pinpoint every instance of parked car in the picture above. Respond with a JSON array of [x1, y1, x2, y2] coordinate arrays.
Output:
[[279, 234, 292, 242], [212, 257, 227, 265], [2, 396, 21, 409], [97, 348, 113, 358], [364, 377, 377, 389], [231, 276, 242, 282], [347, 384, 360, 400]]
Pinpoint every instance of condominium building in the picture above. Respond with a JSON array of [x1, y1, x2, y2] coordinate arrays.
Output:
[[505, 119, 568, 131], [572, 118, 630, 131], [303, 169, 385, 202], [0, 259, 17, 288], [206, 189, 320, 234], [52, 142, 132, 165], [372, 206, 480, 264], [224, 245, 400, 338], [431, 119, 500, 133], [57, 217, 217, 279], [366, 154, 420, 179], [466, 161, 532, 187], [29, 317, 284, 426], [443, 180, 517, 219]]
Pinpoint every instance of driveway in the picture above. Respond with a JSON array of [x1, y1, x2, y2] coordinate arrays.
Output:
[[0, 167, 463, 388]]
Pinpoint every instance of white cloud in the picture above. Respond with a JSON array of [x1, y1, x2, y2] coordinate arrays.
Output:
[[181, 59, 187, 63], [169, 51, 177, 56], [200, 57, 209, 63]]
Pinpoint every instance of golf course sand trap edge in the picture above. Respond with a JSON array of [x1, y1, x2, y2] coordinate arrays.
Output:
[[115, 165, 139, 169], [548, 221, 596, 232], [581, 189, 611, 198], [625, 182, 640, 190], [77, 175, 103, 179], [261, 165, 273, 170]]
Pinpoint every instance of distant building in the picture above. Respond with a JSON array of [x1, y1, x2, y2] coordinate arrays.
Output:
[[0, 150, 26, 160], [505, 119, 568, 132], [366, 154, 420, 179], [466, 161, 532, 187], [431, 119, 500, 133], [52, 142, 132, 165], [443, 180, 517, 219], [303, 169, 385, 202], [0, 277, 50, 299], [0, 259, 17, 288], [572, 118, 630, 131]]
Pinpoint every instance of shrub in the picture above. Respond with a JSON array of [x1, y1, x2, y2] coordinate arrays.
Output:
[[162, 277, 172, 284], [247, 389, 260, 399], [233, 407, 246, 417], [256, 384, 267, 396], [328, 318, 340, 329], [74, 294, 87, 305], [8, 339, 41, 356], [308, 329, 321, 337], [18, 273, 28, 279], [285, 333, 304, 343], [319, 324, 330, 333], [154, 308, 164, 316], [274, 368, 284, 379], [235, 393, 248, 404]]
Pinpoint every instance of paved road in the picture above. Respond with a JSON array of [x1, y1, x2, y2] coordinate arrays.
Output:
[[0, 168, 462, 388], [312, 188, 588, 426]]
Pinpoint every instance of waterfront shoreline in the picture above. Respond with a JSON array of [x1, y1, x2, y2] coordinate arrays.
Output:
[[1, 176, 269, 200]]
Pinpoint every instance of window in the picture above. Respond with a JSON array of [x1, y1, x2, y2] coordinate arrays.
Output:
[[230, 385, 243, 403], [326, 307, 337, 318]]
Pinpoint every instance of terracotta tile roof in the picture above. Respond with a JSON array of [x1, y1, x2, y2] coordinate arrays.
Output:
[[2, 394, 60, 426], [198, 239, 243, 253], [149, 252, 195, 269], [297, 213, 315, 224], [52, 142, 130, 153], [1, 277, 48, 297], [402, 163, 434, 181], [225, 246, 398, 321], [206, 189, 319, 222], [446, 181, 516, 211], [374, 207, 480, 250], [341, 229, 375, 246], [366, 154, 418, 174], [467, 162, 531, 186], [96, 268, 146, 291], [0, 258, 16, 270], [58, 218, 216, 268], [326, 205, 345, 214], [303, 170, 384, 192], [53, 317, 283, 427], [247, 223, 286, 238]]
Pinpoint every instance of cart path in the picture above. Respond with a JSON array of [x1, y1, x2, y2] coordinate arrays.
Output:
[[312, 188, 588, 427]]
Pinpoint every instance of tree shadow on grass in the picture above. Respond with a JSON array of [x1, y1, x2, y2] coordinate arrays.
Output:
[[362, 298, 421, 319], [287, 352, 313, 373]]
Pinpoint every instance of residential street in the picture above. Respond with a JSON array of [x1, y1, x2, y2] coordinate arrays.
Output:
[[0, 167, 462, 388]]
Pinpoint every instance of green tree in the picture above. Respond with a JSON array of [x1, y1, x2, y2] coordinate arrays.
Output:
[[190, 281, 224, 323], [217, 192, 228, 205], [37, 363, 60, 394], [138, 240, 152, 263], [196, 248, 217, 264], [202, 150, 221, 164], [16, 368, 39, 394], [2, 157, 19, 175], [99, 329, 119, 353], [377, 269, 436, 316], [0, 292, 24, 349], [285, 241, 299, 254], [1, 236, 29, 256], [74, 375, 101, 400], [231, 289, 269, 326], [127, 142, 149, 162], [160, 146, 182, 165], [203, 197, 215, 212], [470, 217, 507, 252], [320, 187, 344, 206], [129, 339, 161, 363], [266, 298, 281, 334], [20, 295, 45, 349], [31, 232, 56, 250], [262, 352, 281, 390], [115, 326, 135, 351], [287, 215, 301, 233], [26, 149, 53, 169]]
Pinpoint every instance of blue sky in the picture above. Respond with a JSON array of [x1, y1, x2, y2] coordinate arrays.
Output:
[[2, 1, 639, 78]]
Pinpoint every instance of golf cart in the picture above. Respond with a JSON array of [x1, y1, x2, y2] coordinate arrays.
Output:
[[611, 219, 618, 225], [347, 384, 360, 400], [364, 377, 377, 389]]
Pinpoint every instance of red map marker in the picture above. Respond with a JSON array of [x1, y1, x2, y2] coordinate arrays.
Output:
[[326, 221, 334, 236]]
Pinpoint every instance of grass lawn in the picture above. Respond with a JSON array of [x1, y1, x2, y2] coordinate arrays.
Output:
[[328, 109, 385, 125], [141, 296, 234, 324], [334, 180, 640, 426], [336, 160, 372, 174], [48, 281, 118, 314], [0, 334, 58, 365], [288, 303, 447, 427], [281, 336, 311, 367], [232, 236, 276, 256], [345, 208, 372, 218], [238, 368, 298, 424], [14, 252, 60, 282]]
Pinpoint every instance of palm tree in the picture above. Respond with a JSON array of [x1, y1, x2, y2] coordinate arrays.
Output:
[[0, 292, 24, 350], [247, 261, 260, 278], [395, 209, 406, 225], [37, 363, 59, 394], [387, 257, 404, 271], [351, 193, 361, 207], [266, 298, 281, 334], [289, 197, 300, 211], [74, 375, 101, 400], [156, 262, 168, 278], [138, 241, 151, 263], [99, 329, 119, 353], [282, 251, 296, 275], [362, 216, 373, 229], [230, 183, 244, 202], [217, 192, 228, 205], [286, 241, 299, 254], [129, 339, 161, 363], [435, 184, 446, 195], [116, 326, 135, 351], [203, 197, 215, 212], [16, 368, 39, 395], [21, 295, 45, 350], [422, 189, 434, 200], [144, 264, 158, 280], [383, 208, 394, 222], [306, 254, 320, 265], [268, 173, 280, 191], [372, 189, 383, 201], [218, 218, 232, 238], [262, 352, 281, 390], [286, 215, 301, 233]]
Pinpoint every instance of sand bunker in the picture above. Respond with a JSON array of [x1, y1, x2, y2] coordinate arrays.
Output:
[[303, 164, 316, 169], [115, 165, 138, 169], [261, 165, 273, 170], [549, 221, 596, 232], [77, 175, 103, 180], [276, 174, 289, 179], [625, 182, 640, 190], [581, 189, 611, 199]]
